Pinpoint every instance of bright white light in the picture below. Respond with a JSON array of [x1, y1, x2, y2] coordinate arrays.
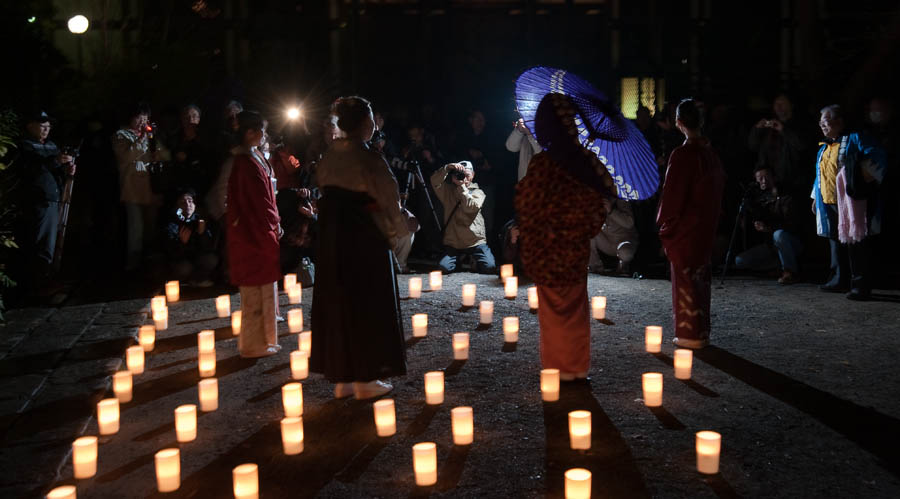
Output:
[[286, 107, 301, 120], [68, 15, 89, 34]]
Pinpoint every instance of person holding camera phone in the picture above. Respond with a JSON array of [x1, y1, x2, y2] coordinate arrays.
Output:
[[164, 189, 217, 286]]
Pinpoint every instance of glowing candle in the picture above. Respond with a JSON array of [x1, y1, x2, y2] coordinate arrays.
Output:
[[541, 368, 560, 402], [153, 306, 168, 330], [282, 382, 303, 417], [165, 281, 180, 302], [503, 317, 519, 343], [198, 378, 218, 412], [451, 406, 474, 445], [232, 463, 259, 499], [568, 410, 591, 450], [412, 442, 437, 486], [591, 296, 606, 320], [284, 273, 297, 291], [197, 330, 215, 353], [151, 295, 166, 313], [645, 326, 663, 353], [479, 301, 494, 324], [461, 284, 476, 307], [373, 399, 396, 437], [288, 283, 302, 304], [424, 371, 444, 405], [281, 417, 304, 455], [96, 398, 119, 435], [290, 350, 309, 380], [138, 325, 155, 351], [527, 286, 539, 310], [113, 371, 132, 403], [288, 309, 303, 333], [231, 311, 242, 335], [154, 448, 180, 492], [72, 436, 98, 479], [452, 333, 469, 360], [696, 431, 722, 474], [504, 276, 518, 299], [412, 314, 428, 337], [46, 485, 77, 498], [674, 349, 693, 379], [198, 351, 216, 377], [500, 264, 514, 280], [174, 404, 197, 442], [216, 295, 230, 318], [126, 345, 144, 375], [298, 332, 311, 353], [565, 468, 592, 499], [642, 372, 663, 407], [429, 271, 442, 291], [408, 277, 422, 299]]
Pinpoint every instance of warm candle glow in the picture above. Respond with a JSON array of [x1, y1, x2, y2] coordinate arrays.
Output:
[[527, 286, 539, 309], [216, 295, 231, 318], [412, 314, 428, 337], [288, 309, 303, 333], [197, 330, 215, 353], [674, 349, 693, 379], [198, 351, 216, 378], [424, 371, 444, 405], [233, 463, 259, 499], [373, 399, 396, 437], [290, 350, 309, 380], [139, 325, 155, 351], [541, 369, 560, 402], [165, 281, 180, 302], [568, 410, 591, 450], [97, 398, 119, 435], [231, 311, 242, 335], [461, 284, 476, 307], [282, 383, 303, 417], [591, 296, 606, 320], [113, 371, 132, 403], [284, 273, 297, 291], [46, 485, 77, 499], [645, 326, 663, 353], [500, 263, 514, 279], [408, 277, 422, 298], [429, 271, 442, 291], [155, 448, 180, 492], [198, 378, 218, 412], [126, 345, 144, 374], [297, 332, 311, 354], [565, 468, 592, 499], [412, 442, 437, 486], [642, 372, 663, 407], [696, 431, 722, 474], [504, 276, 518, 299], [479, 301, 494, 324], [281, 417, 304, 455], [503, 317, 519, 343], [452, 333, 469, 360], [151, 295, 166, 313], [174, 404, 197, 442], [72, 436, 98, 479], [153, 306, 168, 330], [451, 406, 474, 445], [288, 283, 302, 304]]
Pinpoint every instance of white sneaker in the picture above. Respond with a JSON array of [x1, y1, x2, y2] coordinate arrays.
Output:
[[353, 380, 393, 400], [334, 383, 354, 399]]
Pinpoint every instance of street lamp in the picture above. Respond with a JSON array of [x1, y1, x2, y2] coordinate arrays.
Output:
[[68, 15, 89, 34]]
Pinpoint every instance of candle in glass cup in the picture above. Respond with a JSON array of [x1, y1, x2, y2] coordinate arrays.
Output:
[[232, 463, 259, 499], [373, 399, 396, 437], [527, 286, 539, 310], [645, 326, 663, 353], [288, 283, 302, 304], [281, 417, 304, 455], [503, 317, 519, 343], [97, 398, 119, 435], [215, 295, 231, 318], [151, 295, 166, 313], [429, 271, 442, 291], [288, 309, 303, 333], [174, 404, 197, 442], [564, 468, 592, 499], [591, 296, 606, 320], [46, 485, 77, 499], [197, 330, 215, 353], [153, 306, 168, 330], [541, 369, 560, 402], [284, 273, 297, 291], [408, 277, 422, 298], [451, 406, 474, 445], [568, 410, 591, 450], [126, 345, 144, 375], [412, 314, 428, 337], [72, 436, 98, 479], [500, 263, 514, 279], [461, 284, 476, 307], [696, 431, 722, 474], [165, 280, 180, 302], [198, 351, 216, 377], [412, 442, 437, 486], [642, 372, 663, 407], [298, 332, 311, 353], [504, 276, 518, 299], [282, 382, 303, 417], [479, 301, 494, 324], [452, 333, 469, 360], [424, 371, 444, 405], [198, 378, 218, 412], [290, 350, 309, 380], [155, 448, 180, 492], [231, 310, 242, 335], [113, 371, 133, 403], [674, 349, 693, 379], [139, 325, 156, 351]]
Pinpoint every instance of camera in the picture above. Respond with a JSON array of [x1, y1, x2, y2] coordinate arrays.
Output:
[[449, 170, 466, 182]]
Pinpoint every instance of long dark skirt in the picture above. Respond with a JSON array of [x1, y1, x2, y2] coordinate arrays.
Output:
[[310, 187, 407, 383]]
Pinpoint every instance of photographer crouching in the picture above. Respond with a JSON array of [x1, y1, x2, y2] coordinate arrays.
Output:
[[164, 189, 218, 286], [430, 161, 496, 274]]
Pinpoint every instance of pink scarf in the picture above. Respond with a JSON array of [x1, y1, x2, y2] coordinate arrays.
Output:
[[835, 168, 868, 243]]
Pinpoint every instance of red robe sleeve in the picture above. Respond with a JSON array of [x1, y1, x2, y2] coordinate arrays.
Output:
[[226, 154, 282, 286]]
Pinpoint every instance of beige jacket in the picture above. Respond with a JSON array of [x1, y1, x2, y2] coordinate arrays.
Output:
[[430, 165, 487, 249]]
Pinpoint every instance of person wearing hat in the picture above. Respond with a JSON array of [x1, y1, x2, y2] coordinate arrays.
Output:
[[13, 111, 75, 295]]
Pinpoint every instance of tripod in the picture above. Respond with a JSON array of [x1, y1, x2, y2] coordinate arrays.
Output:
[[719, 194, 749, 286]]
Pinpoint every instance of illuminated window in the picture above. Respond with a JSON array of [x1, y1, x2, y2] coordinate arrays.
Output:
[[620, 77, 664, 119]]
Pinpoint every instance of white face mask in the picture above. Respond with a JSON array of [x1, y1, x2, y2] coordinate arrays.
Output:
[[869, 111, 884, 124]]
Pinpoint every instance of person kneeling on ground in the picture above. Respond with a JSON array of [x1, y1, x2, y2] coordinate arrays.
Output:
[[589, 197, 639, 275], [164, 189, 218, 286], [430, 161, 497, 274]]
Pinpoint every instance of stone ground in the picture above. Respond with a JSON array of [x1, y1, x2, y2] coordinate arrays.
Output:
[[1, 273, 899, 498]]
